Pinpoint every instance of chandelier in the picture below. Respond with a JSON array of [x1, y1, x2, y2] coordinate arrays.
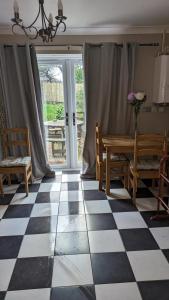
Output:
[[11, 0, 67, 42]]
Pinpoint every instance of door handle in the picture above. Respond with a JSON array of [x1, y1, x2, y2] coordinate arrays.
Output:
[[66, 112, 69, 126], [73, 112, 76, 126]]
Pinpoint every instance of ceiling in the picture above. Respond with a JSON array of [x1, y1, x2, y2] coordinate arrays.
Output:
[[0, 0, 169, 35]]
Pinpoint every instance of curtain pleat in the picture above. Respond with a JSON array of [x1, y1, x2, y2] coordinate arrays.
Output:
[[0, 44, 54, 179], [82, 42, 137, 177]]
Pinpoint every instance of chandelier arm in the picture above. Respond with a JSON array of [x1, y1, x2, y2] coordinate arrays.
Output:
[[12, 23, 39, 40], [50, 22, 59, 39], [24, 4, 41, 29], [43, 9, 53, 24], [60, 21, 66, 32]]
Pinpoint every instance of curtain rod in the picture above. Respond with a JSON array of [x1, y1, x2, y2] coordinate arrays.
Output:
[[3, 42, 159, 48]]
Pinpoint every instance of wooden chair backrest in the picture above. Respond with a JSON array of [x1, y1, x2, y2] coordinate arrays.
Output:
[[2, 128, 31, 159], [133, 132, 167, 170], [95, 123, 104, 162]]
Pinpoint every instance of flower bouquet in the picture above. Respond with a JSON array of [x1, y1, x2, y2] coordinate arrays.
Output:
[[127, 92, 146, 132]]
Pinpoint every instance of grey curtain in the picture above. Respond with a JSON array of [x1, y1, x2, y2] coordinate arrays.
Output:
[[0, 44, 53, 178], [82, 42, 137, 176]]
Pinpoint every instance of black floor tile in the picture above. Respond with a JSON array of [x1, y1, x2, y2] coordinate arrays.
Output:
[[61, 182, 81, 191], [141, 211, 169, 227], [162, 249, 169, 263], [132, 188, 154, 198], [0, 292, 6, 300], [0, 236, 23, 259], [8, 256, 53, 290], [36, 192, 60, 203], [110, 180, 124, 189], [0, 194, 14, 205], [86, 214, 117, 231], [51, 285, 96, 300], [138, 280, 169, 300], [91, 252, 135, 284], [83, 190, 107, 200], [42, 176, 61, 183], [59, 202, 84, 215], [55, 232, 89, 255], [142, 179, 153, 187], [3, 204, 33, 218], [62, 170, 80, 174], [16, 184, 40, 193], [109, 199, 137, 213], [26, 216, 57, 234], [120, 228, 159, 251]]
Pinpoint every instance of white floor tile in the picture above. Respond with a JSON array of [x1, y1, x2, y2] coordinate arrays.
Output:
[[5, 289, 50, 300], [31, 203, 59, 217], [150, 227, 169, 249], [57, 215, 87, 232], [88, 230, 125, 253], [108, 189, 131, 200], [127, 250, 169, 281], [52, 254, 93, 287], [11, 193, 37, 205], [39, 183, 61, 192], [0, 218, 29, 236], [136, 197, 164, 211], [60, 191, 83, 202], [95, 282, 142, 300], [3, 185, 19, 194], [59, 202, 85, 215], [113, 212, 147, 229], [0, 205, 8, 219], [0, 259, 16, 291], [85, 200, 111, 214], [81, 181, 99, 190], [62, 174, 81, 182], [18, 233, 55, 257]]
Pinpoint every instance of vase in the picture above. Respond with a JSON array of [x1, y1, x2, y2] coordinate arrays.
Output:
[[134, 111, 139, 133]]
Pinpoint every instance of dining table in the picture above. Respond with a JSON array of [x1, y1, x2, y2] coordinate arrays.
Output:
[[102, 135, 169, 197]]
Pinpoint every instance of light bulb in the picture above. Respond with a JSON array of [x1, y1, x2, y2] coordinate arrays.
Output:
[[13, 0, 19, 14], [49, 13, 53, 24], [58, 0, 63, 16]]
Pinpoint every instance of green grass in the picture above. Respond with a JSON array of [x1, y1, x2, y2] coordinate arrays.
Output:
[[43, 103, 64, 121]]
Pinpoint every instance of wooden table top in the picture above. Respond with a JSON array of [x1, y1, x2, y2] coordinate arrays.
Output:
[[102, 135, 169, 153]]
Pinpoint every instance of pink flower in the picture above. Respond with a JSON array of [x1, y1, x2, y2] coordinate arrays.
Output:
[[128, 92, 135, 102]]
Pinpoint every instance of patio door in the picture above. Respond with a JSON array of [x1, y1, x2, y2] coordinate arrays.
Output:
[[37, 54, 85, 169]]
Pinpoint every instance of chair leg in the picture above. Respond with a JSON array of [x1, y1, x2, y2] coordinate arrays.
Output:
[[132, 177, 137, 205], [99, 165, 104, 191], [7, 175, 11, 185], [106, 166, 111, 195], [124, 167, 128, 189], [96, 161, 99, 180], [30, 165, 33, 184], [24, 170, 29, 197], [0, 176, 4, 195]]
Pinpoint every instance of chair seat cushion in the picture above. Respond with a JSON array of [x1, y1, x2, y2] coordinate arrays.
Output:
[[130, 159, 160, 170], [0, 156, 31, 167], [103, 153, 128, 162]]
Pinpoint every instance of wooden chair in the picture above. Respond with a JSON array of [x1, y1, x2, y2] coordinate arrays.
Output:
[[95, 123, 129, 192], [0, 128, 32, 196], [150, 155, 169, 220], [129, 132, 167, 204]]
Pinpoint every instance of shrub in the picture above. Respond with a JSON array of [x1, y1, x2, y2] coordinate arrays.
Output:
[[43, 103, 64, 121]]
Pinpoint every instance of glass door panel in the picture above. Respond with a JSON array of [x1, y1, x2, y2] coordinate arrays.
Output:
[[74, 63, 85, 165], [38, 54, 85, 169], [38, 62, 68, 166]]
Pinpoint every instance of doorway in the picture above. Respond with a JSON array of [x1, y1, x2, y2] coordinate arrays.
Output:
[[37, 54, 85, 169]]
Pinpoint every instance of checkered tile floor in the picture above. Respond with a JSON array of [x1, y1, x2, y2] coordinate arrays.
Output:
[[0, 171, 169, 300]]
